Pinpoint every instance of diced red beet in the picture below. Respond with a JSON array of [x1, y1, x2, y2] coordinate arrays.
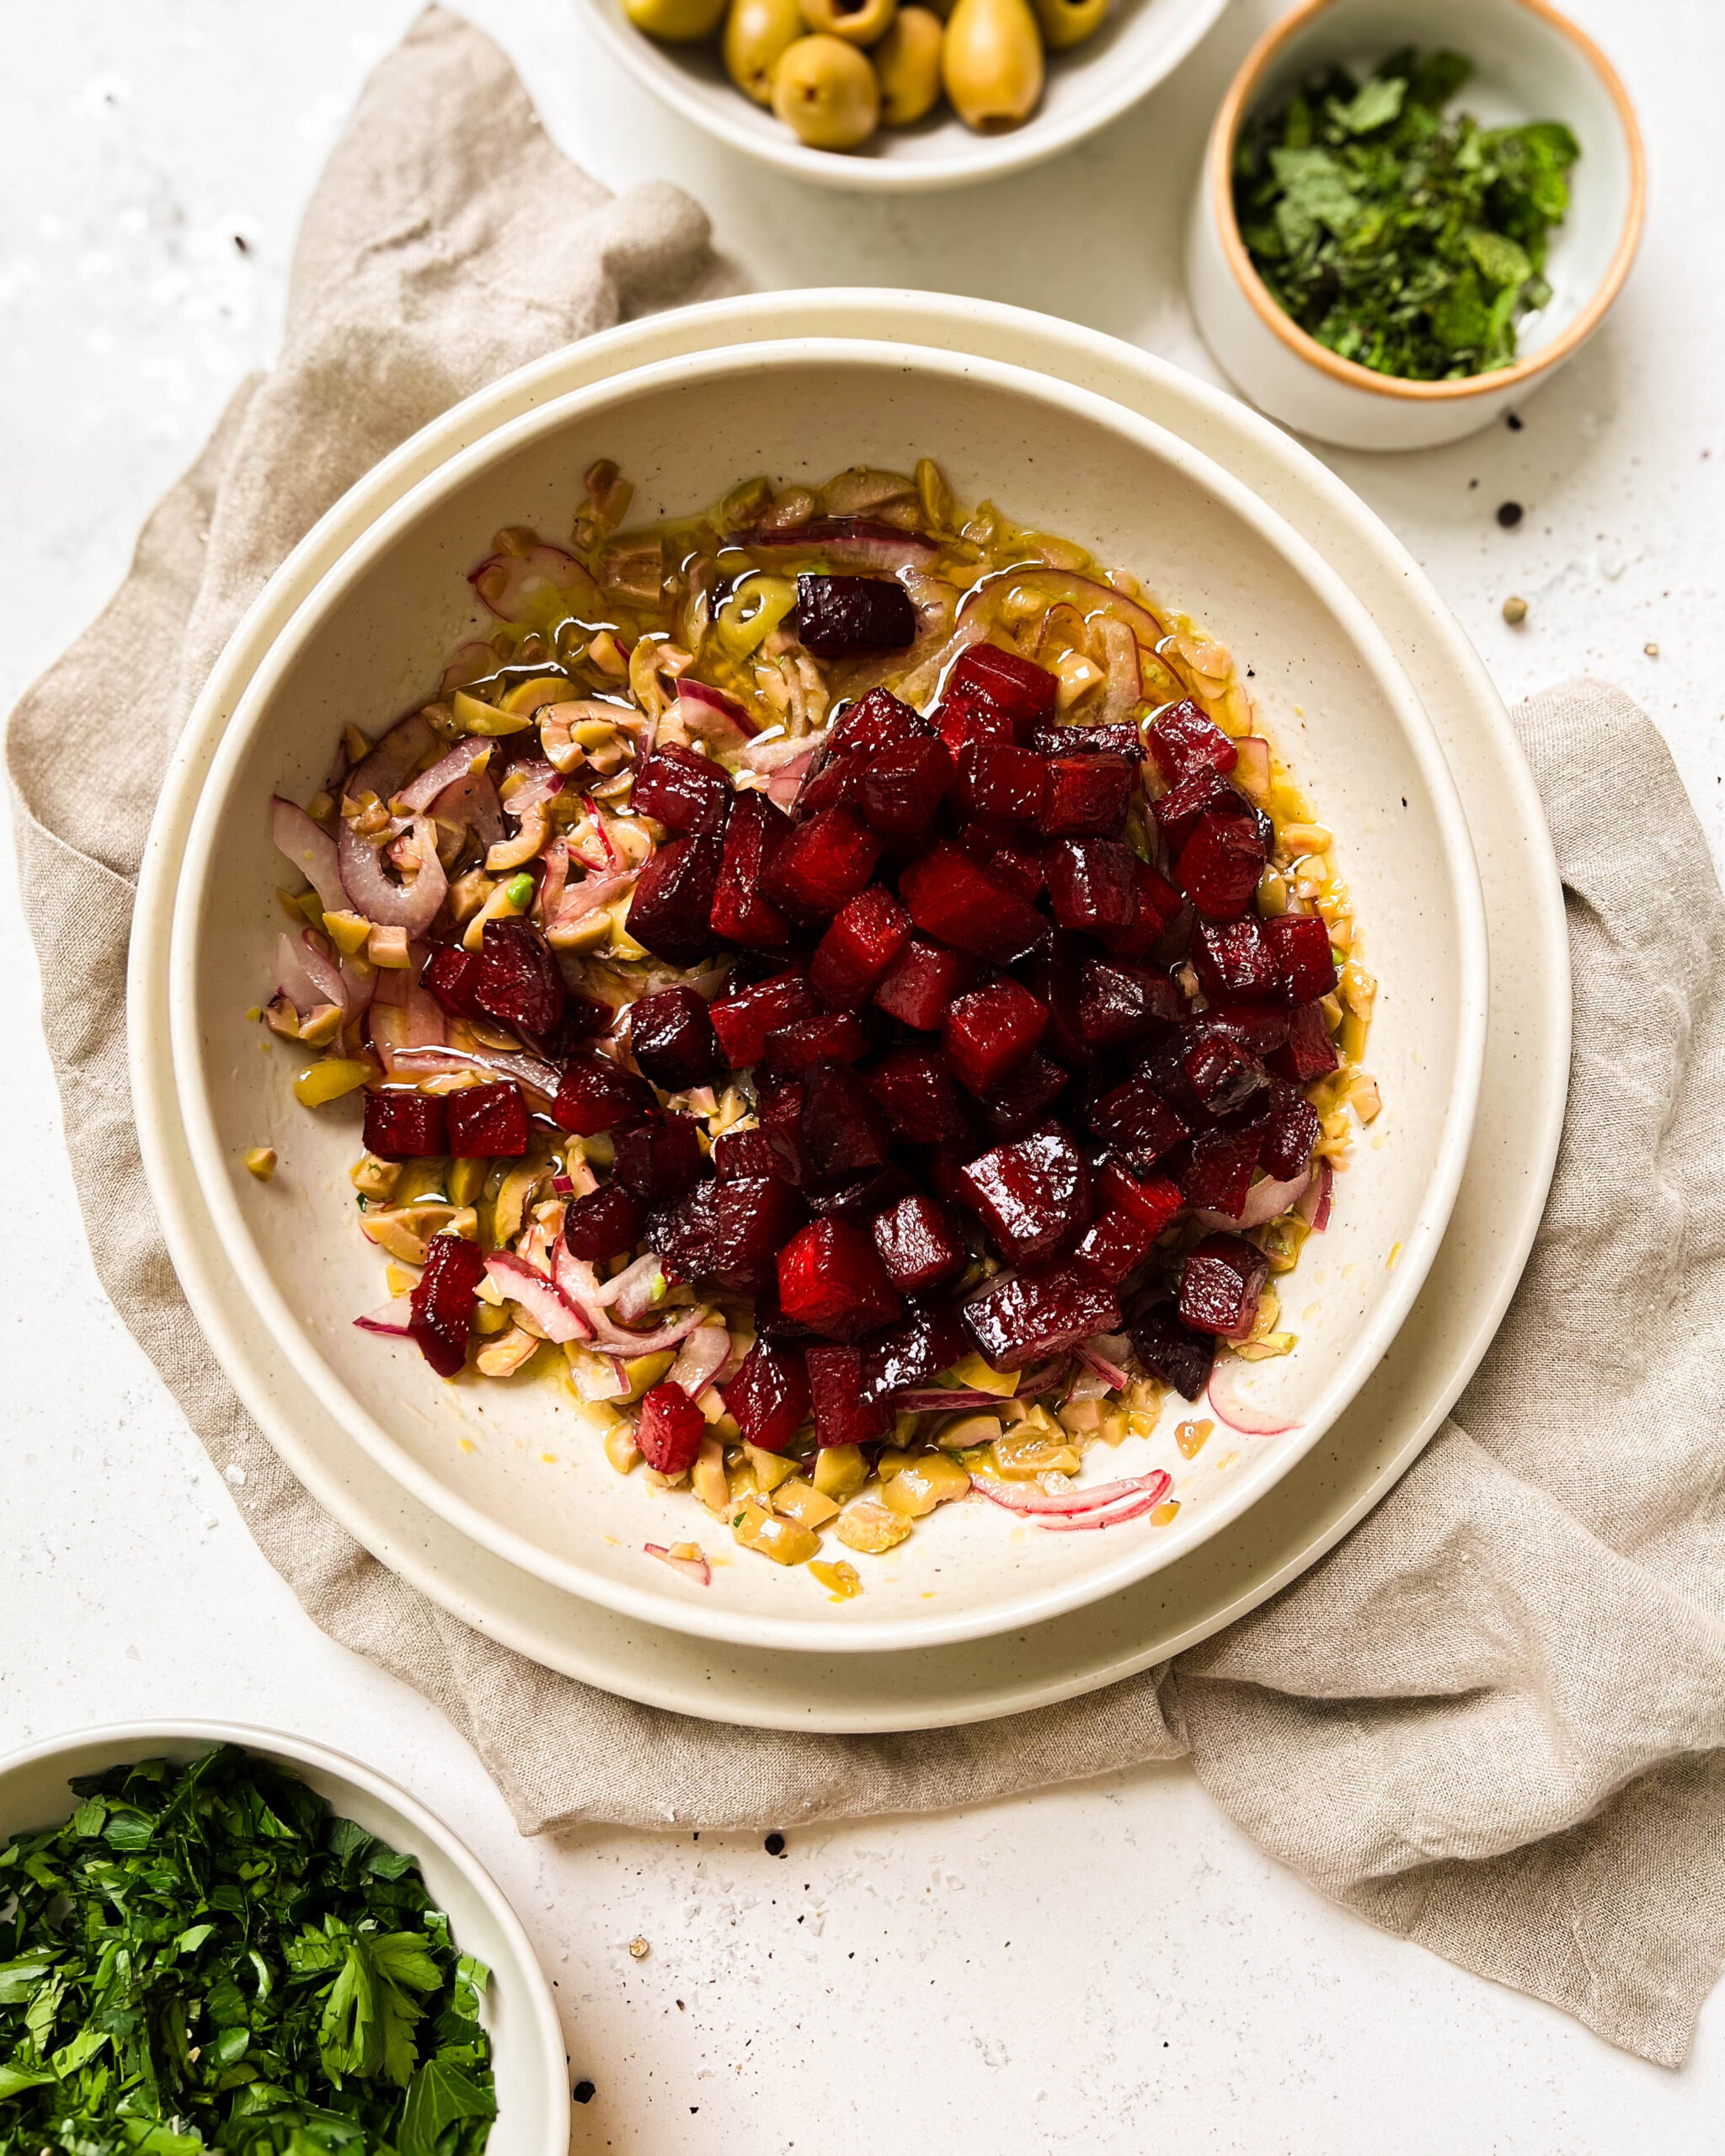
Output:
[[800, 1059, 893, 1180], [863, 1046, 969, 1144], [763, 1011, 869, 1073], [777, 1218, 902, 1341], [709, 972, 820, 1070], [636, 1380, 708, 1474], [948, 642, 1058, 733], [1046, 839, 1138, 939], [869, 1190, 968, 1293], [873, 937, 968, 1030], [1078, 958, 1183, 1045], [552, 1051, 655, 1135], [423, 946, 486, 1023], [563, 1181, 649, 1262], [1147, 699, 1238, 782], [1036, 945, 1092, 1067], [970, 1050, 1068, 1142], [899, 842, 1049, 965], [631, 741, 733, 835], [1151, 765, 1239, 856], [943, 979, 1049, 1096], [955, 740, 1047, 825], [1178, 1234, 1269, 1338], [1266, 912, 1339, 1003], [627, 833, 724, 966], [985, 841, 1046, 899], [1135, 1033, 1204, 1124], [474, 916, 565, 1038], [1030, 721, 1143, 762], [712, 1128, 786, 1182], [791, 747, 862, 822], [1039, 755, 1135, 839], [796, 574, 917, 658], [1072, 1205, 1160, 1286], [445, 1081, 529, 1158], [1193, 916, 1282, 1002], [804, 1163, 913, 1224], [408, 1233, 486, 1378], [1183, 1121, 1266, 1218], [1198, 1001, 1291, 1057], [1183, 1033, 1269, 1116], [862, 1306, 968, 1397], [858, 735, 953, 835], [721, 1340, 811, 1454], [829, 686, 931, 761], [756, 1081, 812, 1186], [1097, 1157, 1184, 1237], [933, 688, 1020, 758], [711, 793, 793, 950], [809, 885, 912, 1010], [762, 807, 883, 922], [629, 985, 724, 1091], [1260, 1085, 1322, 1181], [363, 1089, 449, 1161], [650, 1175, 804, 1294], [1091, 1075, 1189, 1171], [806, 1343, 891, 1447], [961, 1263, 1122, 1373], [611, 1112, 708, 1203], [1126, 1294, 1216, 1399], [1268, 1003, 1340, 1084], [1103, 859, 1187, 961], [959, 1124, 1092, 1267], [1176, 808, 1267, 922]]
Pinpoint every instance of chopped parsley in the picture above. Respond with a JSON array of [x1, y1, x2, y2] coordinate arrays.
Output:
[[1233, 48, 1580, 381], [0, 1747, 495, 2156]]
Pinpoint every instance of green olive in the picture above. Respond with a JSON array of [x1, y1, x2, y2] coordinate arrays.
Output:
[[799, 0, 896, 45], [772, 34, 881, 147], [873, 6, 944, 122], [724, 0, 805, 100], [624, 0, 729, 39], [941, 0, 1044, 128], [1032, 0, 1105, 47]]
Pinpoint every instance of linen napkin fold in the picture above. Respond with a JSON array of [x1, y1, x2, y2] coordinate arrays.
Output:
[[10, 6, 1725, 2070]]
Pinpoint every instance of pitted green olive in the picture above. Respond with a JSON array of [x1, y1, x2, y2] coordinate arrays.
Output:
[[873, 6, 943, 123], [1032, 0, 1106, 48], [772, 35, 881, 147], [624, 0, 729, 40], [940, 0, 1044, 128], [799, 0, 897, 47], [724, 0, 805, 99]]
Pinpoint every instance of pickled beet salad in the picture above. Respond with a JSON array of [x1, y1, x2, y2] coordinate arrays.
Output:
[[262, 458, 1379, 1591]]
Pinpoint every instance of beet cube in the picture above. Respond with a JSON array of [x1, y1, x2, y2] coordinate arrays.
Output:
[[1071, 1206, 1160, 1286], [795, 574, 916, 658], [1183, 1122, 1266, 1218], [899, 843, 1049, 965], [948, 642, 1058, 732], [763, 1013, 867, 1075], [1102, 859, 1186, 960], [627, 832, 724, 966], [1030, 721, 1143, 762], [778, 1219, 902, 1341], [862, 1306, 968, 1397], [1046, 839, 1139, 939], [864, 1046, 969, 1144], [1036, 945, 1093, 1067], [709, 972, 820, 1070], [971, 1051, 1069, 1143], [612, 1112, 708, 1203], [1183, 1033, 1269, 1116], [962, 1264, 1121, 1373], [943, 979, 1049, 1095], [807, 1344, 891, 1447], [1193, 916, 1282, 1002], [1135, 1033, 1204, 1125], [801, 1060, 893, 1181], [553, 1051, 655, 1135], [959, 1124, 1092, 1267], [408, 1232, 486, 1378], [762, 807, 883, 923], [1097, 1157, 1184, 1237], [631, 741, 733, 835], [445, 1081, 529, 1158], [858, 735, 953, 835], [757, 1081, 812, 1186], [1260, 1086, 1322, 1181], [1268, 1003, 1340, 1085], [721, 1341, 811, 1454], [1078, 958, 1182, 1045], [711, 793, 793, 950], [809, 884, 912, 1011], [637, 1380, 707, 1475], [791, 748, 862, 822], [873, 936, 968, 1030], [1151, 765, 1238, 856], [712, 1128, 786, 1182], [423, 946, 485, 1023], [1039, 755, 1135, 839], [475, 915, 565, 1038], [830, 685, 930, 761], [1126, 1294, 1216, 1399], [651, 1174, 804, 1294], [630, 985, 724, 1091], [1198, 1001, 1291, 1058], [363, 1089, 449, 1161], [984, 841, 1046, 899], [1266, 912, 1338, 1003], [1179, 1234, 1269, 1337], [933, 688, 1020, 758], [955, 740, 1048, 825], [1091, 1075, 1188, 1171], [1147, 699, 1238, 783], [1176, 808, 1267, 922], [870, 1191, 968, 1294], [563, 1181, 648, 1262]]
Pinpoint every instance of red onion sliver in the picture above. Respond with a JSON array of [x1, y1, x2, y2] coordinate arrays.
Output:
[[354, 1298, 414, 1337], [669, 1323, 730, 1399], [275, 931, 326, 1017], [1232, 736, 1272, 798], [736, 517, 938, 572], [1074, 1342, 1130, 1391], [1207, 1358, 1298, 1437], [677, 677, 760, 740], [337, 812, 447, 933], [1036, 1476, 1174, 1532], [969, 1472, 1163, 1517], [738, 726, 830, 773], [272, 798, 346, 915], [390, 1043, 563, 1097], [1296, 1158, 1333, 1231], [347, 712, 436, 804], [397, 739, 489, 814], [469, 544, 599, 623], [431, 768, 505, 846], [644, 1542, 712, 1587], [1193, 1167, 1314, 1235], [483, 1251, 593, 1344], [894, 1388, 1012, 1412], [552, 1248, 711, 1353]]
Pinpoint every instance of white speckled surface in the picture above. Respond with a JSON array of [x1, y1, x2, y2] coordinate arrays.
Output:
[[5, 0, 1723, 2144]]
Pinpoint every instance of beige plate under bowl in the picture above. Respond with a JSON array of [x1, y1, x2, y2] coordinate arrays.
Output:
[[131, 292, 1563, 1727]]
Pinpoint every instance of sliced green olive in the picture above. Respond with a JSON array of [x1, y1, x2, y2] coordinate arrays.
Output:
[[873, 6, 944, 123], [800, 0, 896, 45], [724, 0, 806, 100], [624, 0, 729, 40], [1032, 0, 1106, 47], [941, 0, 1044, 129], [772, 35, 882, 147]]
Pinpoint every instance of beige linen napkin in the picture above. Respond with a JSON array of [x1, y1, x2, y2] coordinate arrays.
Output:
[[11, 6, 1725, 2071]]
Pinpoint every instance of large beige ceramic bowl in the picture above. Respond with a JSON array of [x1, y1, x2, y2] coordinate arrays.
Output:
[[163, 338, 1487, 1653]]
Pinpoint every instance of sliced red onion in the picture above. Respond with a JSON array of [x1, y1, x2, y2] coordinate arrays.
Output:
[[500, 760, 565, 814], [1095, 616, 1141, 725], [347, 712, 436, 805], [551, 1248, 711, 1353], [1232, 736, 1272, 799], [295, 931, 350, 1017], [738, 725, 830, 773], [338, 812, 447, 934], [895, 614, 991, 710], [1208, 1358, 1298, 1437], [669, 1323, 730, 1399], [766, 758, 816, 810], [354, 1299, 414, 1337], [892, 1387, 1008, 1412], [644, 1542, 711, 1587], [819, 471, 918, 518], [604, 1251, 671, 1325], [275, 931, 326, 1015], [432, 767, 505, 847], [1296, 1158, 1333, 1231], [1193, 1167, 1313, 1235], [483, 1251, 594, 1344], [737, 517, 938, 572], [339, 954, 377, 1018], [568, 1352, 629, 1403], [469, 544, 600, 623], [272, 798, 346, 914], [1074, 1341, 1130, 1391], [391, 1043, 562, 1097], [969, 1470, 1164, 1517], [440, 642, 495, 696], [1013, 1361, 1072, 1397], [545, 871, 634, 942], [398, 739, 488, 814], [1065, 1364, 1114, 1404], [676, 678, 761, 741], [1037, 1476, 1174, 1532], [534, 836, 570, 926]]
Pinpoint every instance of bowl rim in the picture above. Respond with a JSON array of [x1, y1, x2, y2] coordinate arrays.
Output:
[[1205, 0, 1647, 403], [167, 333, 1488, 1655], [579, 0, 1229, 194], [0, 1719, 570, 2156]]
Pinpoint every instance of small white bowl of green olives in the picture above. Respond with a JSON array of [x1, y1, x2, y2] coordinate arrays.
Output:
[[580, 0, 1227, 189]]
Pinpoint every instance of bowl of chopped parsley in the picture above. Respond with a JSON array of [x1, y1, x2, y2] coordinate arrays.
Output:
[[0, 1727, 569, 2156], [1186, 0, 1645, 449]]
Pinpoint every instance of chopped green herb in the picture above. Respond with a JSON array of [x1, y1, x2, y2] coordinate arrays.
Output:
[[0, 1748, 495, 2156], [1233, 47, 1579, 381]]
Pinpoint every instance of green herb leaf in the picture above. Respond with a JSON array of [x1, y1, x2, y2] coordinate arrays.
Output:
[[1336, 73, 1405, 134], [398, 2057, 499, 2156]]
